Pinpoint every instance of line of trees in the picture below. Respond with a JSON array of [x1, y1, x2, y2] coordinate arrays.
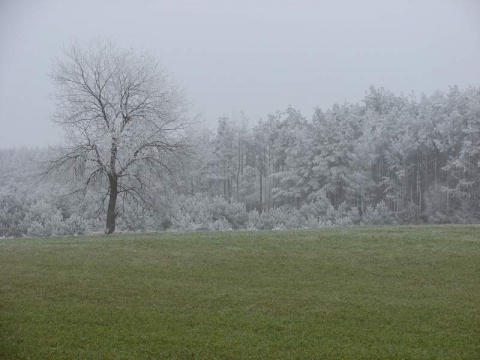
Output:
[[1, 40, 480, 236], [1, 85, 479, 237], [180, 85, 480, 224]]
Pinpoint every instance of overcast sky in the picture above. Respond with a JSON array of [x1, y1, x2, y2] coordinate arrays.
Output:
[[0, 0, 479, 148]]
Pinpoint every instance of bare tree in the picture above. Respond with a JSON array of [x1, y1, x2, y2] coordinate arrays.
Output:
[[46, 40, 191, 234]]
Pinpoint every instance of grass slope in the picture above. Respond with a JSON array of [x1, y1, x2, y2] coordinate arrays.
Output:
[[1, 226, 479, 359]]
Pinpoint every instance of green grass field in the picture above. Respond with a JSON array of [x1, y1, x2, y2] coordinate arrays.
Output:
[[1, 226, 479, 359]]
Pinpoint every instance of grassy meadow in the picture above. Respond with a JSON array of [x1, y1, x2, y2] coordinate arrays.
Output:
[[1, 226, 479, 359]]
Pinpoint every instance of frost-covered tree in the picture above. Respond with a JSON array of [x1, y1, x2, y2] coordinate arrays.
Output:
[[312, 103, 365, 207], [270, 107, 312, 206], [441, 86, 480, 221], [46, 40, 191, 234], [215, 116, 238, 201]]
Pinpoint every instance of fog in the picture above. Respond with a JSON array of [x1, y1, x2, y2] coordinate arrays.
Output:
[[1, 0, 479, 148]]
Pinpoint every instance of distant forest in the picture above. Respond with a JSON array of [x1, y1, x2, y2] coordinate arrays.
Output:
[[1, 85, 480, 237]]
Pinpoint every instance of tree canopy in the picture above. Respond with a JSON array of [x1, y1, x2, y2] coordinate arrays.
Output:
[[47, 40, 190, 233]]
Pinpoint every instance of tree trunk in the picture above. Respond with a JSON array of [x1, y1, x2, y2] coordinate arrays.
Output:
[[259, 167, 263, 214], [105, 175, 118, 234]]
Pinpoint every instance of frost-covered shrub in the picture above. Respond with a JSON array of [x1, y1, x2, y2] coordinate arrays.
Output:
[[245, 204, 363, 230], [222, 202, 248, 229], [335, 216, 354, 227], [21, 200, 56, 224], [245, 210, 275, 230], [26, 212, 89, 237], [46, 212, 66, 236], [346, 206, 361, 225], [117, 204, 148, 232], [256, 210, 279, 230], [283, 209, 306, 229], [300, 193, 330, 219], [144, 213, 171, 231], [245, 208, 296, 230], [27, 221, 51, 237], [61, 214, 88, 235], [335, 202, 351, 218], [169, 195, 210, 231], [318, 219, 334, 228], [246, 210, 260, 230], [208, 218, 232, 231], [398, 202, 421, 224], [324, 204, 338, 224], [20, 198, 91, 237], [316, 202, 357, 226], [330, 205, 360, 226], [169, 194, 247, 231], [361, 201, 396, 225], [208, 197, 248, 229], [170, 213, 203, 231], [0, 193, 29, 237], [304, 214, 321, 228], [22, 200, 58, 236]]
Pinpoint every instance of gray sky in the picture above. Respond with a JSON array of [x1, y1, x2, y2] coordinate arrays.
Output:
[[1, 0, 479, 148]]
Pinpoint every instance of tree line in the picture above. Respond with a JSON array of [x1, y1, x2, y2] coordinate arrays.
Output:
[[1, 85, 479, 237], [1, 39, 479, 236], [181, 85, 480, 224]]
